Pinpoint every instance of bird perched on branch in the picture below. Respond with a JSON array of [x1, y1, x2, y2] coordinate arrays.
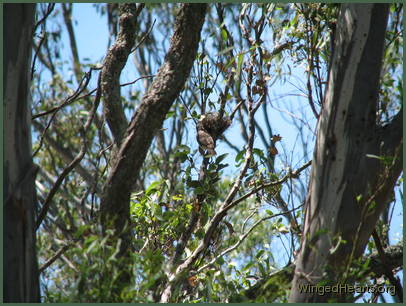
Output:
[[197, 124, 216, 156], [196, 112, 231, 157]]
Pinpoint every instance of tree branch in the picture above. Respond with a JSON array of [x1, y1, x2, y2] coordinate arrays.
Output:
[[231, 242, 403, 302], [101, 3, 145, 144], [32, 121, 101, 196], [100, 3, 207, 247], [197, 205, 303, 274], [62, 3, 82, 83], [371, 230, 403, 302], [39, 243, 72, 274]]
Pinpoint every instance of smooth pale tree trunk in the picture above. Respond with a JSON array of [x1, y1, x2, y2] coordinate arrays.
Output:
[[4, 4, 40, 302], [289, 4, 402, 302]]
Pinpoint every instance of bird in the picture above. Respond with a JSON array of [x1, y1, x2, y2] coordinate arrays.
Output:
[[196, 118, 217, 156], [196, 112, 232, 157], [197, 127, 217, 156]]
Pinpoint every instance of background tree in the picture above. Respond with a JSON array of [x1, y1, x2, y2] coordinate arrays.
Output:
[[4, 3, 40, 302], [29, 3, 402, 302]]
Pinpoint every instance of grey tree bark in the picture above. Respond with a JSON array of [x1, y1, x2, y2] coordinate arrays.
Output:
[[100, 3, 207, 249], [4, 3, 40, 302], [289, 4, 402, 302]]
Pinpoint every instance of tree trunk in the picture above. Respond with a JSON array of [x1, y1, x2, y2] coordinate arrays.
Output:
[[4, 4, 40, 302], [289, 4, 402, 302]]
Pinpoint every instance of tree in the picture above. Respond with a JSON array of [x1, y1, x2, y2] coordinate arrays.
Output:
[[99, 3, 207, 255], [4, 3, 40, 302], [30, 3, 402, 302], [289, 4, 403, 302]]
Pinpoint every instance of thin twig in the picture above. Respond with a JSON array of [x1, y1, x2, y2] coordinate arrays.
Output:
[[39, 243, 72, 273], [120, 74, 155, 87], [32, 70, 148, 120], [179, 95, 197, 125], [31, 33, 47, 80], [197, 204, 303, 273], [33, 3, 55, 34], [132, 19, 156, 52], [225, 160, 311, 211], [230, 99, 244, 121], [35, 72, 102, 230], [32, 67, 101, 157]]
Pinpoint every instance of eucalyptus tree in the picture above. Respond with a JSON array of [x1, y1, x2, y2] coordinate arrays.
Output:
[[4, 3, 40, 302]]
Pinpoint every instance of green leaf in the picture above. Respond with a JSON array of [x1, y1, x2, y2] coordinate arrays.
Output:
[[258, 262, 266, 276], [203, 88, 212, 96], [209, 163, 218, 171], [186, 179, 200, 188], [255, 249, 265, 259], [216, 153, 228, 163], [153, 203, 163, 221], [175, 151, 188, 163], [243, 261, 254, 271], [237, 53, 244, 74], [195, 186, 205, 195], [86, 239, 99, 255], [235, 148, 246, 163], [176, 144, 191, 153], [253, 148, 266, 160], [216, 256, 225, 265], [221, 28, 228, 42], [217, 163, 229, 171], [172, 194, 183, 201], [74, 225, 87, 239], [84, 235, 97, 246], [166, 111, 175, 119], [146, 181, 161, 196]]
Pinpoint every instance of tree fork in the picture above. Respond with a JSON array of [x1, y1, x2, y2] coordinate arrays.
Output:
[[100, 3, 207, 254]]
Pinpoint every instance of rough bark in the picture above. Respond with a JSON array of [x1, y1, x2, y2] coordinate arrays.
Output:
[[289, 4, 402, 302], [4, 3, 40, 302], [101, 3, 144, 144], [100, 3, 207, 247]]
